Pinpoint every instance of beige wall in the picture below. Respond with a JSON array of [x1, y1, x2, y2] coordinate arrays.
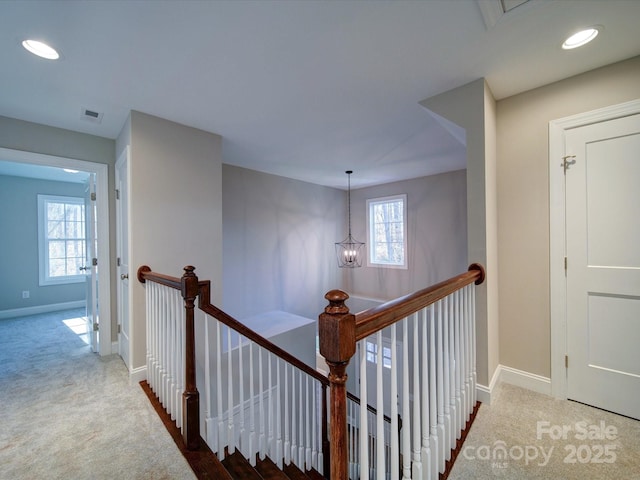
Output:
[[420, 79, 499, 389], [117, 111, 223, 371], [497, 55, 640, 378]]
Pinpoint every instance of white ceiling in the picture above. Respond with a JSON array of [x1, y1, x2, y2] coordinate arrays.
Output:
[[1, 0, 639, 189]]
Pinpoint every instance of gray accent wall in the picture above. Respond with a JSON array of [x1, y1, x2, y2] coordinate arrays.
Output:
[[222, 164, 343, 321], [346, 170, 468, 301], [0, 175, 86, 311], [222, 165, 467, 322]]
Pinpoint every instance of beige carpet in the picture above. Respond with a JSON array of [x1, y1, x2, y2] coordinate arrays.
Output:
[[449, 382, 640, 480], [0, 309, 196, 479]]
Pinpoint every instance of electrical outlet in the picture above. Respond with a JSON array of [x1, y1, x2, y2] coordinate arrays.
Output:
[[22, 290, 29, 299]]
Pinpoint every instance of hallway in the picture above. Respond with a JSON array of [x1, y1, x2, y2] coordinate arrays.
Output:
[[0, 309, 195, 479]]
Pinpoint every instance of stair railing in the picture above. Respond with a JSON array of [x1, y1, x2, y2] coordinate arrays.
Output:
[[137, 265, 331, 475], [319, 263, 485, 480]]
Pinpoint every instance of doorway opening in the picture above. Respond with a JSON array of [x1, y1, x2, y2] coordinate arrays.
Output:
[[0, 147, 112, 355]]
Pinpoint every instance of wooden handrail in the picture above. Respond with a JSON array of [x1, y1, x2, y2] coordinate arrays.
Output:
[[354, 263, 485, 340], [199, 300, 330, 386], [318, 263, 486, 480]]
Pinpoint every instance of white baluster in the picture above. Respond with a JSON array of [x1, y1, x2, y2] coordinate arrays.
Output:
[[471, 285, 477, 406], [304, 375, 315, 470], [436, 299, 446, 473], [291, 365, 297, 465], [276, 358, 283, 468], [284, 363, 290, 465], [227, 327, 235, 454], [268, 353, 274, 459], [376, 331, 385, 480], [216, 321, 224, 455], [238, 335, 246, 457], [448, 292, 457, 450], [311, 378, 317, 471], [442, 296, 452, 459], [451, 291, 462, 436], [428, 304, 439, 480], [249, 342, 256, 464], [390, 323, 399, 480], [420, 307, 432, 480], [204, 315, 212, 446], [298, 370, 304, 466], [258, 347, 265, 460], [412, 314, 423, 480], [402, 318, 411, 480], [359, 339, 369, 479]]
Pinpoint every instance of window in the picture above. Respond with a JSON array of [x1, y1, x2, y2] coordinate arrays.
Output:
[[38, 195, 86, 285], [365, 340, 392, 369], [367, 194, 407, 268]]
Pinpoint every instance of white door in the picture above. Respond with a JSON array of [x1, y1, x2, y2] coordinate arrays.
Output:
[[565, 113, 640, 420], [116, 148, 131, 369], [84, 174, 99, 352]]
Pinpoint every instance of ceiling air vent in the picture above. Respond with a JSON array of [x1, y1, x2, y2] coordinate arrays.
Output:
[[81, 107, 104, 124], [477, 0, 533, 29]]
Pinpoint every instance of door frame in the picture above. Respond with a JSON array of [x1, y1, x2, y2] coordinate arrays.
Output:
[[115, 146, 132, 368], [0, 147, 112, 355], [548, 98, 640, 399]]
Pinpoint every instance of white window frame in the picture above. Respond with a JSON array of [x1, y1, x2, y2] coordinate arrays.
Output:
[[366, 193, 408, 269], [38, 194, 86, 286]]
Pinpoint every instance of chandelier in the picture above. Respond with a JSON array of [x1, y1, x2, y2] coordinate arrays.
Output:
[[335, 170, 365, 268]]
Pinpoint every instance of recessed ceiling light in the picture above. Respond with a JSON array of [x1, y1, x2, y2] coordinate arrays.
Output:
[[63, 169, 80, 174], [562, 27, 600, 50], [22, 39, 60, 60]]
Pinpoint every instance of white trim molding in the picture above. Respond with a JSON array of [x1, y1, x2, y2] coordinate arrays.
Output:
[[0, 300, 86, 320], [548, 99, 640, 400], [129, 365, 147, 385], [0, 147, 112, 356]]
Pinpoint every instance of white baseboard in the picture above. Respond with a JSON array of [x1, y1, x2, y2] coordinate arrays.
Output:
[[0, 301, 86, 320], [498, 365, 551, 396], [129, 365, 147, 385], [476, 364, 551, 404], [112, 341, 119, 355]]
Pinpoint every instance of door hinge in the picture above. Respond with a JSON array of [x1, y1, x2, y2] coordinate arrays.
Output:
[[116, 189, 120, 200], [93, 323, 99, 332], [561, 155, 576, 174], [564, 256, 567, 271], [117, 257, 121, 267], [118, 324, 121, 334], [565, 355, 569, 368], [90, 192, 96, 201], [92, 257, 98, 266]]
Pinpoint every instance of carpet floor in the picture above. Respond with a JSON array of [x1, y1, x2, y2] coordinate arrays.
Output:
[[0, 309, 196, 479], [448, 382, 640, 479]]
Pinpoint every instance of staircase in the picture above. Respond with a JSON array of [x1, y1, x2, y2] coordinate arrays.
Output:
[[141, 379, 324, 480], [138, 263, 485, 480]]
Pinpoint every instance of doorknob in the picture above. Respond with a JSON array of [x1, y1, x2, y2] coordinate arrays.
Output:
[[120, 273, 129, 280]]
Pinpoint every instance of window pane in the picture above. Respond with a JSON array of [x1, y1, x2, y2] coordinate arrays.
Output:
[[49, 258, 66, 277], [48, 220, 64, 239], [49, 241, 66, 259], [47, 202, 64, 220], [40, 195, 86, 283]]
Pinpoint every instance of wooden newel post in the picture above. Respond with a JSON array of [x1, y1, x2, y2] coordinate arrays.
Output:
[[181, 265, 200, 451], [319, 289, 356, 480]]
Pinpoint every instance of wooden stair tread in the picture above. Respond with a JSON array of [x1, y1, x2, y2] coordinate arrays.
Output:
[[304, 468, 325, 480], [282, 462, 311, 480], [255, 456, 290, 479], [221, 450, 264, 480]]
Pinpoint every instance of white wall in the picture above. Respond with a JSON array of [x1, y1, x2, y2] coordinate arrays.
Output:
[[116, 111, 223, 371]]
